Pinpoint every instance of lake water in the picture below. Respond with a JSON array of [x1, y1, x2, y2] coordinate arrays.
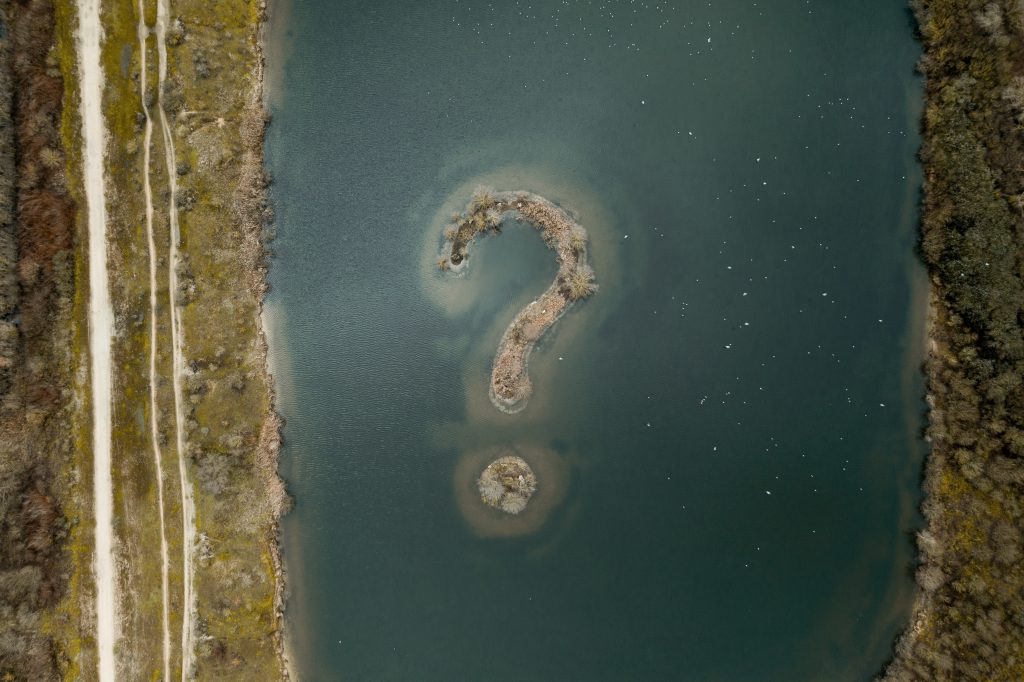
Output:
[[264, 1, 926, 679]]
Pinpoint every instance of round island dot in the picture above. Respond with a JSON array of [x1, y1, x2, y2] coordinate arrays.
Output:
[[477, 456, 537, 515], [454, 445, 569, 538]]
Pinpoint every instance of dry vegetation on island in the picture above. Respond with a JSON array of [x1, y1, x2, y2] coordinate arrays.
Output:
[[440, 190, 596, 413], [477, 456, 537, 515], [881, 2, 1024, 680]]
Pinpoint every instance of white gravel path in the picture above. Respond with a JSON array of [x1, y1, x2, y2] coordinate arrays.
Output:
[[76, 0, 117, 678]]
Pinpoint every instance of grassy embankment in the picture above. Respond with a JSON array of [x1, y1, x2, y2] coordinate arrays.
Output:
[[0, 0, 284, 679], [169, 1, 287, 678], [91, 0, 286, 678], [882, 1, 1024, 680], [52, 1, 94, 678]]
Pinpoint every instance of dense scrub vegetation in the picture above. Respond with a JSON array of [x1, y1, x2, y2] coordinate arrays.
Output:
[[0, 0, 77, 679], [0, 5, 14, 384], [882, 1, 1024, 680]]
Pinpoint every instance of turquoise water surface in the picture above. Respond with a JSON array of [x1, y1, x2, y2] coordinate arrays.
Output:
[[265, 1, 926, 679]]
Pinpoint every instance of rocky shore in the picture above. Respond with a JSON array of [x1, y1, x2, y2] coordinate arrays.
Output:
[[439, 189, 596, 413]]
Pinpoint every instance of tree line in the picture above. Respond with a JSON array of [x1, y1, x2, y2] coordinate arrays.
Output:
[[0, 0, 78, 679], [882, 1, 1024, 680]]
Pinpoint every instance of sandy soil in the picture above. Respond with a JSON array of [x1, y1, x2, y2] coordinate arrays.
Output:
[[75, 0, 117, 678]]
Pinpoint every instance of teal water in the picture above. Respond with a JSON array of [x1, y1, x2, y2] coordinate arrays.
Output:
[[265, 1, 926, 680]]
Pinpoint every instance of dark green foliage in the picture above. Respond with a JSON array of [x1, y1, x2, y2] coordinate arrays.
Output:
[[883, 1, 1024, 680]]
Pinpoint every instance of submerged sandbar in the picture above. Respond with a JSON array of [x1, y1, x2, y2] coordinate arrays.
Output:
[[438, 189, 597, 413]]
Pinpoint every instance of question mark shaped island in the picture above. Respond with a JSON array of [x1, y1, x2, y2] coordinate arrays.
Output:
[[438, 189, 597, 414]]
